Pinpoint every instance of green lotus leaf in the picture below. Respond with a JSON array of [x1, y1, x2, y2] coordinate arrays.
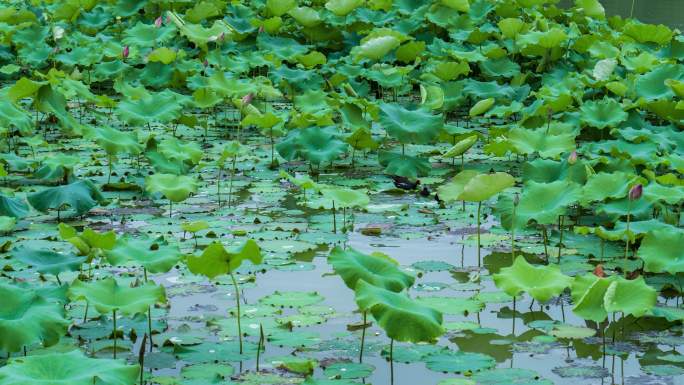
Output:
[[425, 350, 495, 373], [640, 228, 684, 274], [117, 93, 184, 126], [68, 277, 166, 316], [579, 98, 628, 129], [603, 277, 656, 318], [508, 127, 576, 159], [27, 180, 105, 216], [354, 280, 444, 343], [59, 223, 116, 255], [516, 180, 581, 225], [158, 137, 204, 165], [472, 368, 553, 385], [581, 171, 636, 204], [635, 64, 684, 101], [186, 240, 263, 279], [86, 126, 143, 156], [319, 187, 370, 209], [665, 79, 684, 99], [10, 247, 86, 276], [277, 127, 348, 166], [325, 0, 364, 16], [623, 21, 673, 45], [104, 236, 183, 273], [0, 193, 29, 218], [575, 0, 605, 18], [267, 0, 296, 16], [416, 296, 484, 315], [570, 274, 614, 322], [469, 98, 495, 117], [288, 7, 322, 27], [498, 18, 525, 39], [441, 0, 470, 12], [379, 103, 443, 144], [123, 22, 176, 47], [353, 35, 401, 61], [438, 171, 514, 202], [0, 350, 139, 385], [442, 135, 478, 158], [328, 246, 414, 292], [0, 283, 69, 353], [145, 174, 198, 202], [420, 84, 445, 110], [643, 182, 684, 205], [378, 151, 431, 180], [493, 256, 572, 302], [167, 11, 233, 47], [0, 100, 33, 134]]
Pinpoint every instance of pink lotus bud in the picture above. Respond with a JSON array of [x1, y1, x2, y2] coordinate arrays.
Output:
[[203, 59, 208, 67], [568, 150, 577, 165], [155, 16, 163, 28], [122, 45, 129, 59], [218, 32, 225, 41], [242, 93, 254, 106], [259, 26, 265, 34], [593, 264, 605, 278], [629, 184, 642, 201], [165, 15, 170, 24]]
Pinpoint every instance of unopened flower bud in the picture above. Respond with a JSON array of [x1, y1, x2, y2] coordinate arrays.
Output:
[[568, 150, 577, 165], [629, 184, 642, 201]]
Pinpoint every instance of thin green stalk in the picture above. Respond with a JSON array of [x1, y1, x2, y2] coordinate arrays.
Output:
[[332, 200, 337, 233], [624, 199, 632, 267], [477, 201, 482, 267], [557, 215, 564, 264], [148, 307, 153, 353], [389, 339, 394, 385], [112, 309, 117, 359], [230, 272, 243, 354], [227, 156, 236, 208], [359, 311, 367, 363], [256, 323, 264, 371]]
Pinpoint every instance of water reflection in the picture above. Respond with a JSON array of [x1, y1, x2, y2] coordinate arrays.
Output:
[[560, 0, 684, 29]]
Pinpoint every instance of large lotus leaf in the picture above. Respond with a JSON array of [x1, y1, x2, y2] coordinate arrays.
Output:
[[123, 22, 176, 47], [354, 280, 444, 343], [288, 6, 322, 27], [320, 187, 370, 209], [516, 180, 581, 225], [579, 98, 628, 129], [570, 274, 612, 322], [469, 98, 495, 117], [267, 0, 296, 16], [603, 277, 656, 318], [27, 180, 104, 216], [328, 246, 414, 292], [581, 171, 637, 204], [472, 368, 553, 385], [167, 11, 233, 47], [0, 100, 33, 134], [158, 137, 203, 165], [643, 182, 684, 205], [325, 0, 363, 16], [508, 127, 576, 159], [437, 170, 479, 203], [104, 236, 182, 273], [623, 21, 674, 45], [378, 151, 431, 180], [635, 64, 684, 101], [425, 350, 495, 373], [0, 350, 139, 385], [353, 35, 401, 61], [10, 247, 85, 276], [443, 135, 478, 158], [117, 93, 183, 125], [438, 171, 514, 203], [379, 103, 443, 144], [521, 158, 587, 184], [187, 240, 263, 279], [0, 283, 69, 352], [493, 256, 572, 302], [285, 127, 348, 166], [87, 126, 143, 156], [640, 228, 684, 274], [145, 174, 198, 202], [0, 193, 29, 218], [68, 277, 166, 316]]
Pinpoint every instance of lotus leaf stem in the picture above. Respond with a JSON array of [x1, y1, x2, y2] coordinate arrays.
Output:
[[230, 272, 243, 354]]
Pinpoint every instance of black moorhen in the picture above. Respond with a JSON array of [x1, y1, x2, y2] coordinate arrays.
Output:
[[420, 186, 430, 197], [390, 175, 420, 190]]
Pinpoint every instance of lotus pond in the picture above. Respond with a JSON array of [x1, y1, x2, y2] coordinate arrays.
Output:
[[1, 1, 684, 385]]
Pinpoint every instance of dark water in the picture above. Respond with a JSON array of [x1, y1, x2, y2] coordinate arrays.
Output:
[[561, 0, 684, 29]]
